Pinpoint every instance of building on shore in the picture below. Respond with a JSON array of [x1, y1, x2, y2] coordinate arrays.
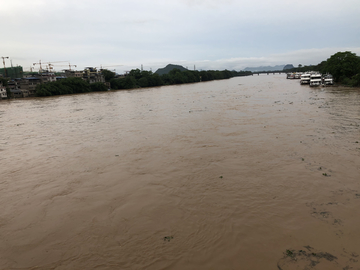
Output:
[[64, 69, 83, 78], [8, 79, 29, 98], [19, 77, 42, 96], [0, 82, 8, 99], [19, 72, 57, 96], [2, 66, 106, 98], [0, 66, 24, 79], [83, 67, 105, 83]]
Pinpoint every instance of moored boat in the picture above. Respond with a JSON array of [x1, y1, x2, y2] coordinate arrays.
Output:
[[300, 73, 311, 85], [287, 73, 295, 79], [323, 74, 334, 85], [310, 73, 322, 87]]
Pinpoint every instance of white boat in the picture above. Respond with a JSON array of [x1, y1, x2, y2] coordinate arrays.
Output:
[[310, 73, 322, 87], [300, 73, 311, 85], [287, 73, 295, 79], [323, 74, 334, 85]]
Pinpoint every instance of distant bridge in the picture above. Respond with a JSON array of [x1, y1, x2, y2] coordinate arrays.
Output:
[[252, 71, 284, 76]]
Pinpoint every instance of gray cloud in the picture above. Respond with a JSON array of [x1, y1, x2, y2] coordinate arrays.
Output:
[[1, 0, 360, 73]]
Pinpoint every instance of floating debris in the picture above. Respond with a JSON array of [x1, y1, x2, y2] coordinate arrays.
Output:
[[163, 236, 174, 242], [278, 247, 338, 269]]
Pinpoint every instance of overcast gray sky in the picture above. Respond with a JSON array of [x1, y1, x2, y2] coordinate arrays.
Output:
[[2, 0, 360, 73]]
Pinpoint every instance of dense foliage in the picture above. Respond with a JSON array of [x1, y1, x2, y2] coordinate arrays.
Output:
[[286, 51, 360, 86], [35, 77, 108, 96], [0, 78, 8, 86], [101, 69, 116, 82], [110, 69, 252, 90], [323, 52, 360, 86]]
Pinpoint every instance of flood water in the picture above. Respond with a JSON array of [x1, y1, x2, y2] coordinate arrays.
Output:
[[1, 74, 360, 269]]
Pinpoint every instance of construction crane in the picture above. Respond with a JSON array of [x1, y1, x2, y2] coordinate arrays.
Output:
[[46, 63, 77, 72], [54, 63, 77, 71], [33, 60, 45, 72], [33, 60, 69, 72], [66, 62, 77, 71], [2, 56, 9, 77]]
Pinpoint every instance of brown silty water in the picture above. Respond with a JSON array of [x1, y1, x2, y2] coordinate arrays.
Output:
[[0, 74, 360, 269]]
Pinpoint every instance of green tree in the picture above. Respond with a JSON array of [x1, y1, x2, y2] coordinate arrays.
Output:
[[138, 77, 149, 88], [90, 82, 108, 92], [101, 69, 116, 82], [122, 76, 137, 89], [323, 51, 360, 82], [129, 69, 142, 80], [161, 74, 174, 85], [35, 77, 91, 96], [0, 78, 7, 86], [148, 73, 163, 86]]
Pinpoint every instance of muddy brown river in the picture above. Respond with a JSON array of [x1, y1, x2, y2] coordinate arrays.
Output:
[[1, 74, 360, 269]]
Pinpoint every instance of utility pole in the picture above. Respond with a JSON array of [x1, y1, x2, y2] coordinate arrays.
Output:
[[1, 56, 9, 77]]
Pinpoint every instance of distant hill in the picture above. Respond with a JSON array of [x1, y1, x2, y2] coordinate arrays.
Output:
[[283, 64, 295, 70], [244, 64, 291, 72], [155, 64, 188, 75]]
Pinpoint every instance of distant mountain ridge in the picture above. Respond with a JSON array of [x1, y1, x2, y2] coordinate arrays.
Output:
[[283, 64, 295, 70], [244, 64, 294, 72], [155, 64, 188, 75]]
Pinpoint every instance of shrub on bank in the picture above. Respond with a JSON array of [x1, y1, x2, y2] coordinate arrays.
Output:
[[90, 82, 108, 92], [109, 69, 252, 90], [36, 77, 108, 96]]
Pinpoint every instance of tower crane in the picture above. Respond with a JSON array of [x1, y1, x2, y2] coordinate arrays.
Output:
[[33, 60, 43, 72], [49, 63, 77, 71], [33, 60, 69, 72], [2, 56, 9, 77], [66, 63, 77, 71]]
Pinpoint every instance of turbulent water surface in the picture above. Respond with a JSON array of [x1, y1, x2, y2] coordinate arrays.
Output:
[[1, 75, 360, 269]]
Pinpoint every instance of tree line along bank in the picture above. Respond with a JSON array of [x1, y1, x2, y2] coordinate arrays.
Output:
[[4, 69, 250, 98]]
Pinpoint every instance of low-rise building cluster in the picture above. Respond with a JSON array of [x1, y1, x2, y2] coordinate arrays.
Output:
[[1, 67, 105, 99]]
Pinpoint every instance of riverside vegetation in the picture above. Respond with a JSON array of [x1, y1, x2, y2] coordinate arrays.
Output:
[[30, 51, 360, 97], [34, 68, 251, 97], [35, 78, 108, 97], [108, 69, 252, 90]]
